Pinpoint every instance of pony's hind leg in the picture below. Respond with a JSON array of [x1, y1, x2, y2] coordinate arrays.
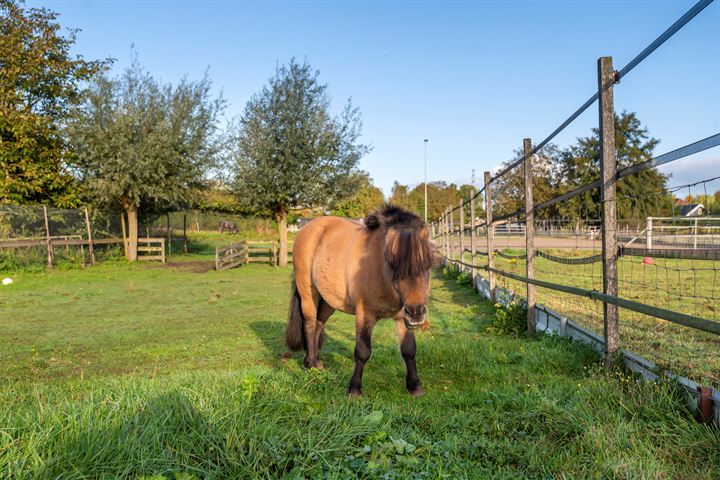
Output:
[[348, 307, 376, 397], [313, 300, 335, 368], [395, 317, 424, 396], [299, 288, 323, 369]]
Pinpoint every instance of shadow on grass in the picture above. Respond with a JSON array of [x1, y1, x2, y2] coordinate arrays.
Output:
[[249, 320, 353, 371], [38, 390, 232, 479]]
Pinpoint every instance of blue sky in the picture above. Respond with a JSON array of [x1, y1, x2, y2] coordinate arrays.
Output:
[[31, 0, 719, 196]]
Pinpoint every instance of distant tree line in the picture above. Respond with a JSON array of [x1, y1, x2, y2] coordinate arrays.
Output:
[[394, 112, 678, 224], [1, 0, 712, 264], [0, 2, 372, 264]]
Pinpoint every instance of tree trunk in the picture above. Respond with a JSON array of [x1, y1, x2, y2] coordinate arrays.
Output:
[[125, 202, 139, 262], [277, 206, 288, 267]]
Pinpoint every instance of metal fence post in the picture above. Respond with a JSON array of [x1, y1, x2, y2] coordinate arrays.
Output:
[[524, 138, 536, 335], [459, 199, 465, 265], [470, 189, 476, 277], [598, 56, 619, 367], [484, 171, 495, 302]]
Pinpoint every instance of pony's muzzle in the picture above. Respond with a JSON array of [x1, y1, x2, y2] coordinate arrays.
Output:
[[403, 304, 427, 328]]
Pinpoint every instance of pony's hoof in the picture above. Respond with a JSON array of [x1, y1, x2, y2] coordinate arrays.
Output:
[[409, 386, 425, 397], [303, 359, 323, 369], [348, 389, 362, 398]]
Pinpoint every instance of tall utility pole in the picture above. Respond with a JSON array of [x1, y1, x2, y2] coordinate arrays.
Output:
[[423, 139, 429, 221]]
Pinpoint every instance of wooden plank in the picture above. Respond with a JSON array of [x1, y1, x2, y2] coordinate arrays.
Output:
[[218, 258, 246, 270], [216, 243, 246, 255], [137, 246, 163, 252], [524, 138, 536, 336], [598, 56, 619, 367], [221, 250, 247, 262]]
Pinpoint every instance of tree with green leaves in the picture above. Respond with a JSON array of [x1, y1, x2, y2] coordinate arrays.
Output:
[[331, 173, 384, 218], [557, 111, 670, 221], [0, 0, 107, 206], [231, 59, 370, 266], [68, 60, 224, 260], [390, 181, 475, 221], [491, 144, 563, 220]]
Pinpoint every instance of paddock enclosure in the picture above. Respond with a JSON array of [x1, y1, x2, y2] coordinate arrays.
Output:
[[2, 261, 719, 478], [2, 1, 719, 478], [432, 0, 719, 424]]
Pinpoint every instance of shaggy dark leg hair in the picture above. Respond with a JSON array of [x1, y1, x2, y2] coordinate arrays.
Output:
[[396, 319, 423, 395], [348, 318, 375, 396]]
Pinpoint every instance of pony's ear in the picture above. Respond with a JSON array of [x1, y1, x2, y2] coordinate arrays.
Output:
[[365, 213, 380, 230]]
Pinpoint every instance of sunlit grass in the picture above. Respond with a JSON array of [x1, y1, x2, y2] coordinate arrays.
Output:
[[1, 262, 718, 478]]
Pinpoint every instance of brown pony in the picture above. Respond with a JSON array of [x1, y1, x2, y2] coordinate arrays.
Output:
[[286, 204, 433, 397]]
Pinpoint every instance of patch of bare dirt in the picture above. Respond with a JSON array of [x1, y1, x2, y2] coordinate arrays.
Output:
[[150, 260, 215, 273]]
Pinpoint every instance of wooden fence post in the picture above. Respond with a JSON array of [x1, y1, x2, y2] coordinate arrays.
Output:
[[598, 56, 619, 367], [166, 213, 172, 257], [443, 209, 449, 261], [646, 217, 653, 250], [183, 213, 188, 254], [484, 171, 495, 302], [459, 199, 465, 265], [470, 189, 476, 277], [120, 212, 129, 259], [449, 207, 455, 261], [43, 205, 54, 269], [524, 138, 536, 336], [84, 207, 95, 266]]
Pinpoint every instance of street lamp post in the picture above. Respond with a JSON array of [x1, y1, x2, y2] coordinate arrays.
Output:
[[424, 139, 428, 221]]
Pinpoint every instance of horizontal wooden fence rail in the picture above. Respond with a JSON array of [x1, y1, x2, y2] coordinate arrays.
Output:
[[0, 236, 184, 249], [215, 241, 294, 269], [216, 241, 249, 270], [136, 238, 166, 262]]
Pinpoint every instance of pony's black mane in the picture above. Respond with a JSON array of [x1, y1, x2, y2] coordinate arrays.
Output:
[[365, 204, 432, 279], [364, 204, 424, 231]]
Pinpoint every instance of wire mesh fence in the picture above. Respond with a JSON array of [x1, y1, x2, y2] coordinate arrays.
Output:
[[0, 206, 279, 271], [431, 0, 719, 422]]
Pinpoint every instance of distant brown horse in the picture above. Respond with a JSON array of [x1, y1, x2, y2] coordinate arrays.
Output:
[[286, 204, 433, 397]]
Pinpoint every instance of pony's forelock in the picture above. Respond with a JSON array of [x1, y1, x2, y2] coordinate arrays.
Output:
[[366, 204, 432, 279], [384, 227, 433, 279]]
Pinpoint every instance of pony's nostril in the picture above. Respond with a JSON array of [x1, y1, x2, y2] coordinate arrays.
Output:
[[404, 305, 426, 318]]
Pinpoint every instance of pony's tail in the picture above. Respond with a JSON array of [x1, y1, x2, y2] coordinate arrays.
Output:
[[286, 280, 305, 352]]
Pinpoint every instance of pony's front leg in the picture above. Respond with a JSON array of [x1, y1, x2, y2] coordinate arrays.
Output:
[[348, 309, 376, 397], [395, 317, 424, 396]]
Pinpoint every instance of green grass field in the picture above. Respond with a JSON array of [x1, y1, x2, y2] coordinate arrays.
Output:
[[457, 249, 720, 389], [1, 260, 718, 478]]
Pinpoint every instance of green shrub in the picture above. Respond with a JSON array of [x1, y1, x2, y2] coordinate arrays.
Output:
[[456, 271, 472, 286], [486, 301, 528, 336]]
